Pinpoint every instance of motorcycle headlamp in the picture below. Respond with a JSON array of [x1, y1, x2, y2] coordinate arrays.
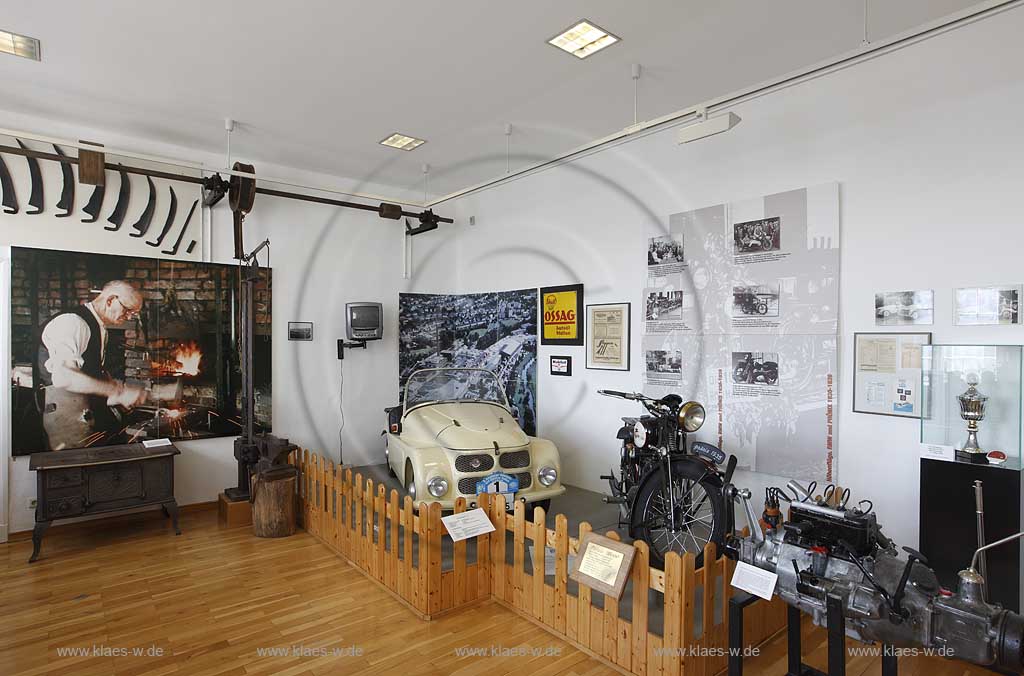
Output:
[[679, 401, 706, 433], [632, 420, 648, 448]]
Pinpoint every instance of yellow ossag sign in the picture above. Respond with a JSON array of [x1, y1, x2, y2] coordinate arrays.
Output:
[[543, 290, 578, 341]]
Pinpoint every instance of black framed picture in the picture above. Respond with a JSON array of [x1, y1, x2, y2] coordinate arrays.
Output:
[[540, 283, 584, 346], [288, 322, 313, 341], [550, 355, 572, 376]]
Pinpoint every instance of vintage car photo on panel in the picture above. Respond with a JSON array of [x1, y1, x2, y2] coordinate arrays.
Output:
[[875, 289, 934, 326], [647, 233, 684, 267], [731, 351, 779, 386], [733, 217, 781, 254], [645, 290, 684, 321], [732, 284, 780, 317], [645, 349, 682, 379]]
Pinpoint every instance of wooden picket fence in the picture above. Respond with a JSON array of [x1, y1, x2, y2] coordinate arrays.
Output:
[[291, 449, 788, 675]]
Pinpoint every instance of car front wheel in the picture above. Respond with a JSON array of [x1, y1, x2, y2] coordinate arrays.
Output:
[[530, 499, 551, 519]]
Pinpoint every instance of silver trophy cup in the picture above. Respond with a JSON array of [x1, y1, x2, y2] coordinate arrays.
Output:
[[957, 374, 988, 464]]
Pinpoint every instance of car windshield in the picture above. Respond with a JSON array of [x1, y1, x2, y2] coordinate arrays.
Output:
[[404, 369, 509, 410]]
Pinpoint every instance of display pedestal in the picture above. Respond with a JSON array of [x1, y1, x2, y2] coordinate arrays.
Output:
[[218, 492, 252, 528], [920, 457, 1021, 612], [727, 593, 896, 676]]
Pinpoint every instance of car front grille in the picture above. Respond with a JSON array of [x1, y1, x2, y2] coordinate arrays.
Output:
[[454, 454, 494, 473], [498, 450, 530, 469], [458, 471, 533, 495]]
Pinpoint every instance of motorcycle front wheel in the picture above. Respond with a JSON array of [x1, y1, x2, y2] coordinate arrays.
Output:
[[631, 461, 725, 569]]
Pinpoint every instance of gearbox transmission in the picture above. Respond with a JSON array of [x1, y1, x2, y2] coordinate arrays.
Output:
[[723, 482, 1024, 672]]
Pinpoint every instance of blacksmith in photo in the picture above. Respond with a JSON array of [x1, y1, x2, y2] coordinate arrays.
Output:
[[38, 280, 148, 450]]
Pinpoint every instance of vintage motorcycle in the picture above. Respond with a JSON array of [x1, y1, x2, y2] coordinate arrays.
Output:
[[733, 354, 778, 385], [735, 292, 768, 316], [598, 389, 736, 568]]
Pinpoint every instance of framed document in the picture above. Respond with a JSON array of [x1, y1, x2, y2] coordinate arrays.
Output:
[[586, 302, 630, 371], [569, 532, 636, 599], [853, 332, 931, 418], [540, 283, 584, 346]]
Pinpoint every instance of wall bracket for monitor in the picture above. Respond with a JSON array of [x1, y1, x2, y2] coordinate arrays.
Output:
[[337, 339, 367, 360]]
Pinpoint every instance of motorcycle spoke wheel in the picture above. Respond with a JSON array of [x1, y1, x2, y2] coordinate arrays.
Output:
[[644, 477, 716, 561]]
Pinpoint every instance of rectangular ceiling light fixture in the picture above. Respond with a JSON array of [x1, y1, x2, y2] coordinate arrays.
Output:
[[677, 112, 742, 144], [548, 19, 619, 59], [0, 29, 41, 61], [379, 132, 426, 151]]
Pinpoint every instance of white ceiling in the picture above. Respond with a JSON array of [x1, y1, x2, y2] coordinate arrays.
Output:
[[0, 0, 982, 198]]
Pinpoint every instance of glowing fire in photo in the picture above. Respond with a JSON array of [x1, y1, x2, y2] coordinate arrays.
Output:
[[153, 340, 203, 377]]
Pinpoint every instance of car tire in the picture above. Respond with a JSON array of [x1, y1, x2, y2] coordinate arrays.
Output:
[[530, 499, 551, 520], [404, 462, 416, 501], [385, 444, 397, 477]]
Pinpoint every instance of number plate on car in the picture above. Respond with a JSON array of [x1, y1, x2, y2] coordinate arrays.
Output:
[[476, 472, 519, 509]]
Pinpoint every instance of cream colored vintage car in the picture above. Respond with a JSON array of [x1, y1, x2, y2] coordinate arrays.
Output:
[[384, 368, 564, 511]]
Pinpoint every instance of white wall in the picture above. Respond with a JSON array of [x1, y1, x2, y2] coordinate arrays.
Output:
[[416, 8, 1024, 549], [0, 113, 436, 535]]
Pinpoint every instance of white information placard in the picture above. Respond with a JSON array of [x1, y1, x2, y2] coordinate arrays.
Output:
[[730, 560, 778, 600], [920, 443, 955, 462], [441, 508, 495, 542], [143, 438, 172, 448], [578, 543, 625, 586]]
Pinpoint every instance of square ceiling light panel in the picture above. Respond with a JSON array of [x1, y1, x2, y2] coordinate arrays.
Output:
[[0, 29, 41, 60], [379, 133, 427, 151], [548, 20, 619, 59]]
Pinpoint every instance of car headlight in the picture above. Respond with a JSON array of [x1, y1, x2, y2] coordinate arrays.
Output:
[[538, 466, 557, 487], [427, 476, 449, 498], [633, 420, 648, 448], [679, 401, 706, 433]]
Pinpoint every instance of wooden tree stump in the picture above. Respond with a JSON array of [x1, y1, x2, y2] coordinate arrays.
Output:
[[251, 469, 297, 538]]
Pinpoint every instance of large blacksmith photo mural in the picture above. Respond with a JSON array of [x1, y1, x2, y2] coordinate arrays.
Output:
[[9, 246, 273, 455]]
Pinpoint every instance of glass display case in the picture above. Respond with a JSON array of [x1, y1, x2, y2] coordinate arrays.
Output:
[[920, 344, 1022, 467]]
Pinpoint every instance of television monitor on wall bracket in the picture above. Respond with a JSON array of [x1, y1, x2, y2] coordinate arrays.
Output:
[[346, 302, 383, 341]]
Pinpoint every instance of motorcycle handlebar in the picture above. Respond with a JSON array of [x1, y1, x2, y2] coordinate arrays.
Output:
[[597, 389, 636, 400]]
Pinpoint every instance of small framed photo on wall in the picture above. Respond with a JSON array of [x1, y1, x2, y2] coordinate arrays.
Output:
[[288, 322, 313, 341], [586, 302, 630, 371]]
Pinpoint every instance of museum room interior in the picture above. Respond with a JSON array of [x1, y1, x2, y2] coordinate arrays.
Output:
[[3, 2, 1024, 675]]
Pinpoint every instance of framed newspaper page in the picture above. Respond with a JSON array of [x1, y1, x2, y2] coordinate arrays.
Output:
[[586, 302, 630, 371]]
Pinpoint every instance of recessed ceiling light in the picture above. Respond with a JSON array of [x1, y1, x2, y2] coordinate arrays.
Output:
[[548, 19, 619, 59], [379, 133, 426, 151], [0, 29, 41, 61]]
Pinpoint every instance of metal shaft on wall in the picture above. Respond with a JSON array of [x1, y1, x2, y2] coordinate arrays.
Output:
[[0, 143, 454, 226]]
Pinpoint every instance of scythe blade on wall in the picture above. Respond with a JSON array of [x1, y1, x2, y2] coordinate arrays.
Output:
[[17, 139, 44, 214], [53, 144, 75, 217], [105, 166, 130, 230], [0, 153, 17, 214]]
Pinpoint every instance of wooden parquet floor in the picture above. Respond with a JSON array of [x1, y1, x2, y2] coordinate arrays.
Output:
[[0, 506, 998, 676], [1, 507, 618, 676]]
